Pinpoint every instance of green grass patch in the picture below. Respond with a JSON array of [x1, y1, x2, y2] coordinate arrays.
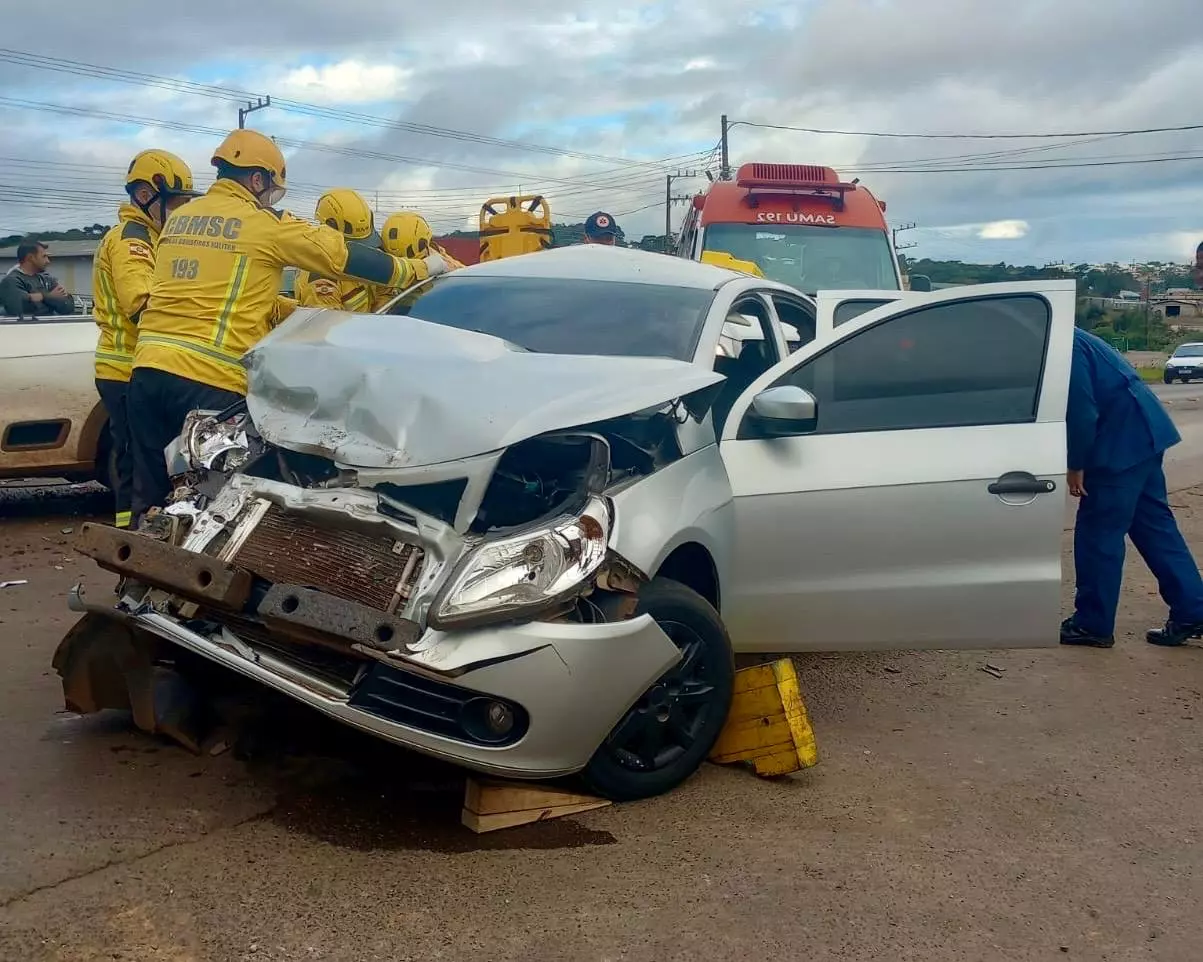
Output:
[[1137, 366, 1165, 383]]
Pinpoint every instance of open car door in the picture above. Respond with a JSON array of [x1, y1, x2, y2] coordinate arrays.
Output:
[[813, 289, 920, 340], [718, 280, 1076, 653]]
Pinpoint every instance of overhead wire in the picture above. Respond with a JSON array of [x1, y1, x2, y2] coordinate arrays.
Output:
[[732, 119, 1203, 140], [0, 48, 699, 171]]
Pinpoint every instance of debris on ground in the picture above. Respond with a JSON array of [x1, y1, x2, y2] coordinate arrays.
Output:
[[0, 579, 28, 588], [981, 665, 1005, 679]]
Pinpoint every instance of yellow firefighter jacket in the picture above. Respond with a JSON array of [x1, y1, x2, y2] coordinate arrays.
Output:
[[133, 179, 430, 395], [92, 204, 158, 382], [295, 271, 376, 313], [370, 243, 466, 311]]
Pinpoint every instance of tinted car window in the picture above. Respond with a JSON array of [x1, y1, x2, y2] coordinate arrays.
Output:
[[1173, 345, 1203, 357], [386, 275, 714, 361], [774, 294, 1050, 434], [833, 298, 891, 326]]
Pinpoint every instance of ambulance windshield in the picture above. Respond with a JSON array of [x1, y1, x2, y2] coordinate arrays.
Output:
[[702, 224, 900, 294]]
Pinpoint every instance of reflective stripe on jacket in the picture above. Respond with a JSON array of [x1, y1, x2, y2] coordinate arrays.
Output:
[[134, 179, 429, 394], [93, 205, 158, 382]]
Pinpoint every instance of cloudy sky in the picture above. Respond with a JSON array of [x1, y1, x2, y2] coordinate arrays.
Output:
[[1, 0, 1201, 265]]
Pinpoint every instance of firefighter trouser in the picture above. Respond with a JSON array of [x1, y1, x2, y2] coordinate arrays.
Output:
[[94, 378, 133, 528], [127, 367, 243, 520]]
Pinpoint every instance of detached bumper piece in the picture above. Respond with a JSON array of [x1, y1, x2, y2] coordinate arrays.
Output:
[[75, 522, 251, 609]]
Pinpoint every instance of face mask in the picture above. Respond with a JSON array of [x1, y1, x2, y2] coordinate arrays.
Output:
[[255, 182, 285, 208]]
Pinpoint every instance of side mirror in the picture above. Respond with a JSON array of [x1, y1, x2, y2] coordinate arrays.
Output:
[[909, 274, 932, 292], [748, 385, 818, 436]]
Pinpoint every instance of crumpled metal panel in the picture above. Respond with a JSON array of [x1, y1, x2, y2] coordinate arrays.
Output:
[[242, 311, 724, 469]]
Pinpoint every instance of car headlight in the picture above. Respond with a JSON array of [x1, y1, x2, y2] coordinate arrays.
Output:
[[169, 409, 256, 478], [431, 496, 612, 629]]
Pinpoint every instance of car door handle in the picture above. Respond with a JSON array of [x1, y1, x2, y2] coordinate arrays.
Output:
[[988, 471, 1056, 496]]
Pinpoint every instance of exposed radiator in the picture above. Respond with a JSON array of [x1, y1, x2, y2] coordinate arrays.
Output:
[[230, 504, 424, 613]]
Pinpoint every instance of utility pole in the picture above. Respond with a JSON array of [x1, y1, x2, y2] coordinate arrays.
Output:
[[719, 115, 731, 181], [664, 170, 701, 253], [238, 95, 271, 129], [892, 222, 918, 251], [665, 174, 673, 250]]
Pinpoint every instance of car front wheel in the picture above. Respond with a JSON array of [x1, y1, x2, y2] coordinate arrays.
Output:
[[581, 577, 734, 802], [1164, 372, 1175, 384]]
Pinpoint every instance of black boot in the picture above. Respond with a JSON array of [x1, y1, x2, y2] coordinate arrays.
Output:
[[1060, 617, 1115, 648], [1146, 620, 1203, 647]]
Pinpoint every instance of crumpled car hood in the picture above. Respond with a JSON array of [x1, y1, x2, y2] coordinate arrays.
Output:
[[242, 309, 724, 469]]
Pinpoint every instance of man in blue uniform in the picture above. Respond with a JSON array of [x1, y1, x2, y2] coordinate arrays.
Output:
[[1061, 326, 1203, 648]]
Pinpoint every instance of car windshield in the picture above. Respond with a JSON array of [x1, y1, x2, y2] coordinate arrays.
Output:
[[384, 275, 715, 361], [1173, 345, 1203, 357], [702, 223, 900, 294]]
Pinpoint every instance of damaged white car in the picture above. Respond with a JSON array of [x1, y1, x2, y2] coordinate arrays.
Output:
[[54, 247, 1077, 801]]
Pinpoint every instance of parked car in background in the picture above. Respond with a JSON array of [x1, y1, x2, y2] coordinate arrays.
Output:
[[0, 314, 112, 489], [57, 248, 1077, 802], [1164, 343, 1203, 383]]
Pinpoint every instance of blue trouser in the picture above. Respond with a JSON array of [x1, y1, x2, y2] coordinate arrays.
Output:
[[1074, 454, 1203, 636]]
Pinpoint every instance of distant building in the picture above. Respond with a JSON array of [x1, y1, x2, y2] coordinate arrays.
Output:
[[0, 239, 98, 299]]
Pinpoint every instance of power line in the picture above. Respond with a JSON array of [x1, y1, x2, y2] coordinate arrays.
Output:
[[847, 154, 1203, 174], [0, 97, 713, 191], [0, 48, 687, 171], [732, 119, 1203, 140]]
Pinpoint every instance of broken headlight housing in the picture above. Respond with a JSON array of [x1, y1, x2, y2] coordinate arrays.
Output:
[[167, 408, 259, 478], [430, 496, 612, 629]]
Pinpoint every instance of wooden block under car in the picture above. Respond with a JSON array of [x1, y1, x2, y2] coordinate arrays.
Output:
[[461, 777, 611, 833], [709, 658, 819, 777]]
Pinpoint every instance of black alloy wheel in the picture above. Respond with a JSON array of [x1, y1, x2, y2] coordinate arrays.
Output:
[[581, 577, 734, 801]]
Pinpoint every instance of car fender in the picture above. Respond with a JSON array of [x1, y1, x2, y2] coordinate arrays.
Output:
[[608, 444, 735, 602]]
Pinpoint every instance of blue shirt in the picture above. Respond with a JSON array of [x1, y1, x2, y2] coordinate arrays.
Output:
[[1066, 327, 1180, 473]]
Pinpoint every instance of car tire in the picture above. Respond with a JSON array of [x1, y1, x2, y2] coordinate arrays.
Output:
[[1164, 372, 1174, 384], [580, 577, 735, 802]]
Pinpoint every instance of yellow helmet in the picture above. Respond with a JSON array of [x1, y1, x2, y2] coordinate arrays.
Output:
[[381, 211, 434, 259], [126, 149, 200, 199], [211, 129, 287, 196], [316, 189, 380, 245]]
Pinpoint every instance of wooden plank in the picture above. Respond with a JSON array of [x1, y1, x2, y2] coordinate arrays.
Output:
[[461, 778, 611, 833], [709, 658, 819, 777]]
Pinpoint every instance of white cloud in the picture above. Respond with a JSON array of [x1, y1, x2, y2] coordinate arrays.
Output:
[[275, 60, 411, 104], [0, 0, 1200, 263], [978, 220, 1030, 240]]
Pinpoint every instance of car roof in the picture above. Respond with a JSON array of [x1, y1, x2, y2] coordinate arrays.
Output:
[[452, 244, 749, 290], [1175, 342, 1203, 348]]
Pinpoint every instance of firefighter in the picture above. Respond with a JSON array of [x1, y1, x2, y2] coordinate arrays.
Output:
[[128, 129, 448, 521], [93, 148, 201, 528], [375, 211, 464, 308], [294, 188, 380, 312]]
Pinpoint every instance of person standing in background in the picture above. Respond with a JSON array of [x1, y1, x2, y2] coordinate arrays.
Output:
[[0, 239, 76, 317], [1061, 326, 1203, 648], [582, 212, 620, 246]]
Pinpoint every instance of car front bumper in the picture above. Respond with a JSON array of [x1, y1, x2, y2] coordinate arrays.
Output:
[[66, 587, 683, 780]]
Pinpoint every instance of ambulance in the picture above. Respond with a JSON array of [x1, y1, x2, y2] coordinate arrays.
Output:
[[676, 163, 903, 295]]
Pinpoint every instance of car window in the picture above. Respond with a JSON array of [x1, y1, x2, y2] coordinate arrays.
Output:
[[833, 298, 891, 326], [766, 294, 1051, 435], [702, 224, 900, 294], [384, 275, 714, 361], [1173, 345, 1203, 357], [769, 294, 816, 349]]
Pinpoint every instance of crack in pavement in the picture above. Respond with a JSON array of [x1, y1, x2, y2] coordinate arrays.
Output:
[[0, 805, 276, 911]]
